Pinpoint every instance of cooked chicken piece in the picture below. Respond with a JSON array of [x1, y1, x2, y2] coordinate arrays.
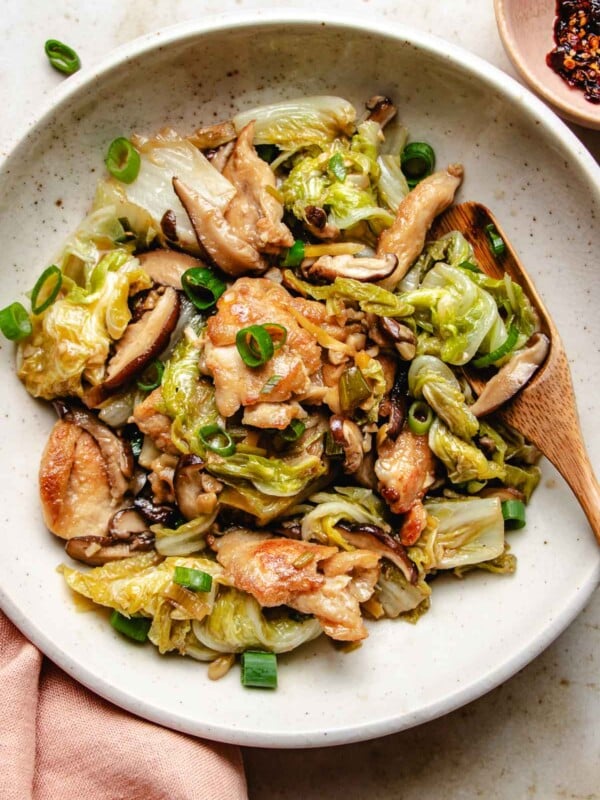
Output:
[[375, 428, 436, 514], [242, 401, 307, 430], [377, 164, 464, 289], [223, 122, 293, 254], [213, 530, 381, 641], [132, 388, 178, 454], [173, 177, 267, 276], [398, 500, 428, 546], [205, 277, 324, 418], [339, 529, 417, 583], [39, 420, 123, 539]]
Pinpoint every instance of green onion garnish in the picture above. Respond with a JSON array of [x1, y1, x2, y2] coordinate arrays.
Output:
[[110, 610, 151, 642], [328, 152, 347, 182], [241, 650, 278, 689], [401, 142, 436, 187], [282, 240, 305, 267], [236, 324, 276, 367], [44, 39, 81, 75], [485, 223, 506, 257], [407, 400, 434, 435], [472, 325, 519, 368], [262, 323, 287, 351], [181, 267, 226, 310], [501, 499, 526, 530], [173, 566, 213, 593], [339, 366, 371, 415], [279, 420, 306, 442], [105, 137, 141, 184], [31, 265, 62, 315], [260, 374, 283, 395], [136, 359, 164, 392], [198, 424, 236, 457], [0, 302, 32, 341]]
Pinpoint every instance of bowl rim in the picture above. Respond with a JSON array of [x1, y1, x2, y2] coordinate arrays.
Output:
[[493, 0, 600, 130], [0, 9, 599, 748]]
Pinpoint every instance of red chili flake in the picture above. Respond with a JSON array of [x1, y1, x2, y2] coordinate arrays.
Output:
[[546, 0, 600, 103]]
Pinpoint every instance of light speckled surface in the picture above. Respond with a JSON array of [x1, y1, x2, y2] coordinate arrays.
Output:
[[0, 1, 598, 797]]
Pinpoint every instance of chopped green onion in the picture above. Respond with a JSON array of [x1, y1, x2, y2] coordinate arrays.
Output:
[[262, 323, 287, 351], [279, 420, 306, 442], [501, 499, 526, 530], [324, 430, 344, 457], [198, 424, 236, 457], [260, 374, 283, 395], [472, 325, 519, 368], [458, 260, 481, 273], [123, 423, 143, 459], [485, 223, 506, 257], [136, 359, 164, 392], [401, 142, 435, 187], [173, 566, 213, 592], [256, 144, 279, 163], [339, 366, 371, 415], [31, 265, 62, 315], [181, 267, 226, 310], [236, 324, 274, 367], [328, 152, 347, 182], [241, 650, 278, 689], [105, 137, 141, 184], [44, 39, 81, 75], [0, 302, 32, 341], [282, 240, 305, 267], [110, 610, 151, 642], [407, 400, 434, 435]]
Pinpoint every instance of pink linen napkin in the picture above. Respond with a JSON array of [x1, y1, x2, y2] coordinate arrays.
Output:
[[0, 611, 248, 800]]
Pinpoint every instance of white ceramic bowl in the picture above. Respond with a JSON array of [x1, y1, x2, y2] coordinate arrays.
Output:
[[0, 12, 598, 748]]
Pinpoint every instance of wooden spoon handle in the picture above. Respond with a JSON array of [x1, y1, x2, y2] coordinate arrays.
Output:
[[556, 445, 600, 546]]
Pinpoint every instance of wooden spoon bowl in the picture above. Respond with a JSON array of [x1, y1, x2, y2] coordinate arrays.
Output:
[[432, 201, 600, 544]]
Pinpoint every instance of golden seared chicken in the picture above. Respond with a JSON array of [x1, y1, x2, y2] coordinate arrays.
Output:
[[204, 277, 327, 422], [375, 428, 436, 515], [212, 530, 380, 641]]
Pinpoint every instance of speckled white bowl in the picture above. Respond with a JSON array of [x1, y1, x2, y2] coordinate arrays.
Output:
[[0, 11, 598, 748]]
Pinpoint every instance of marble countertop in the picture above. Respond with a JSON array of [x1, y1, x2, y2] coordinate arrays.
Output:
[[1, 1, 598, 797]]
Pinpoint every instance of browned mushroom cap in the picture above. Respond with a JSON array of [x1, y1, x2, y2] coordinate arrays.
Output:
[[108, 507, 149, 538], [302, 253, 398, 282], [54, 401, 133, 498], [329, 415, 364, 474], [469, 333, 550, 418], [65, 530, 154, 566], [138, 249, 205, 290], [102, 286, 180, 393], [174, 454, 209, 520], [336, 522, 418, 584], [304, 205, 340, 240], [380, 317, 417, 360], [365, 96, 397, 128]]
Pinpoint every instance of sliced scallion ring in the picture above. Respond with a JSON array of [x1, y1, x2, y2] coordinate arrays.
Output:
[[31, 265, 62, 315], [262, 323, 287, 351], [44, 39, 81, 75], [181, 267, 226, 310], [407, 400, 434, 435], [110, 610, 151, 642], [236, 324, 275, 367], [501, 499, 526, 530], [173, 566, 213, 593], [458, 260, 481, 273], [136, 359, 164, 392], [105, 137, 141, 184], [198, 424, 236, 457], [0, 302, 32, 341], [401, 142, 435, 187], [472, 325, 519, 368], [241, 650, 278, 689], [281, 240, 305, 267], [279, 420, 306, 442], [339, 366, 371, 415], [485, 223, 506, 257]]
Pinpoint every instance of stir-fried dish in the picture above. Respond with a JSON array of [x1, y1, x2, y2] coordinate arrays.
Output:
[[3, 95, 547, 688]]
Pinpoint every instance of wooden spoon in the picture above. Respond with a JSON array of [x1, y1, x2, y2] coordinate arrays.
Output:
[[431, 201, 600, 544]]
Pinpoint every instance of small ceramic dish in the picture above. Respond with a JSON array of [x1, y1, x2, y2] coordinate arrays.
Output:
[[494, 0, 600, 129]]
